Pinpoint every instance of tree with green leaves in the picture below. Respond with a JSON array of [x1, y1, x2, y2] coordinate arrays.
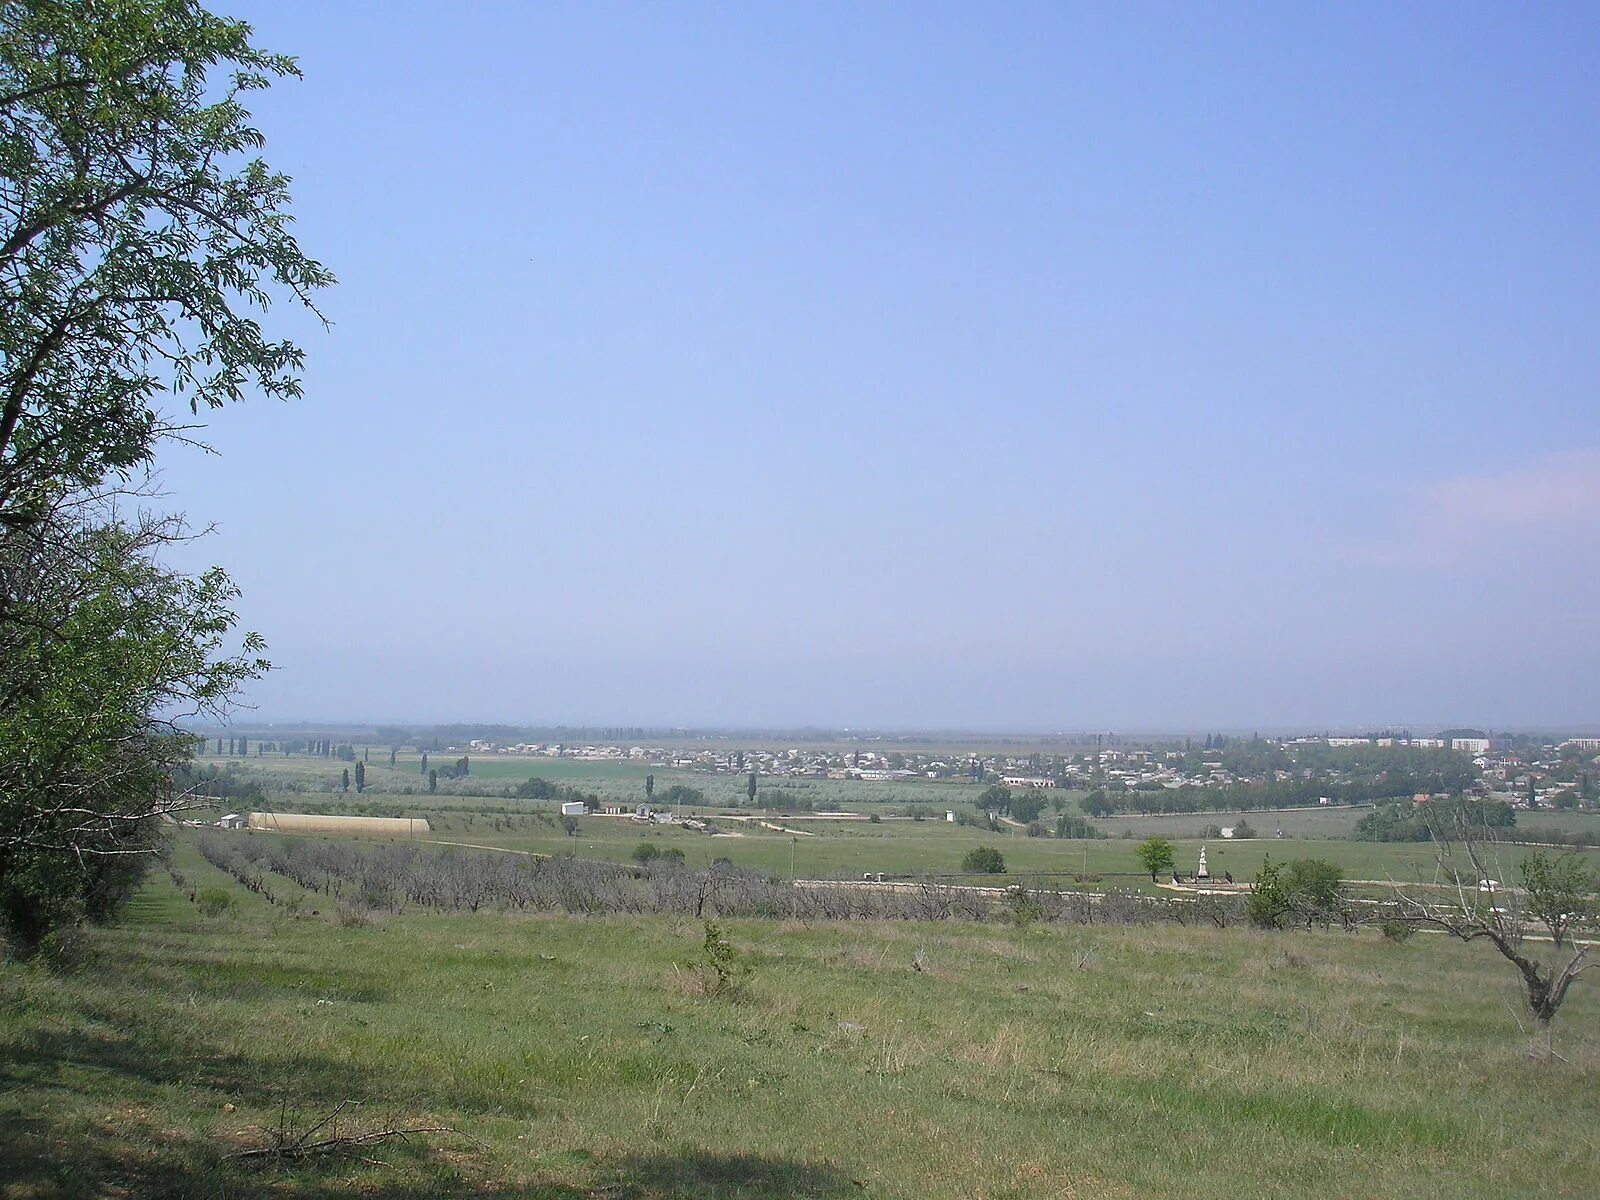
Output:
[[746, 771, 757, 805], [427, 768, 437, 795], [0, 1, 329, 953], [0, 514, 266, 949], [353, 760, 364, 793], [1079, 789, 1114, 818], [1009, 788, 1047, 824], [0, 1, 332, 515], [1135, 837, 1176, 881]]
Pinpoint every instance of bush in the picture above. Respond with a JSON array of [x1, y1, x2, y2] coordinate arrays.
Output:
[[195, 887, 235, 918], [1379, 917, 1415, 943], [700, 920, 749, 997], [632, 842, 660, 864], [1249, 857, 1344, 928], [962, 846, 1006, 874]]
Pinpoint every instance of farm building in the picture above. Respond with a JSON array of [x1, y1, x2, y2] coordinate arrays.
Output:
[[217, 813, 248, 830], [559, 801, 586, 816], [246, 812, 430, 836]]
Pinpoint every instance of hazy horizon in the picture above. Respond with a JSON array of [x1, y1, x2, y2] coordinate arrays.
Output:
[[156, 3, 1599, 731]]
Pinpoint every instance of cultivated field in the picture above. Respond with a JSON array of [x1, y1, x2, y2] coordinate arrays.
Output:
[[2, 834, 1596, 1199], [223, 791, 1600, 894]]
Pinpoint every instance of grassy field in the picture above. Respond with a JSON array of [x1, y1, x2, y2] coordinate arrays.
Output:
[[227, 793, 1600, 893], [2, 834, 1596, 1199]]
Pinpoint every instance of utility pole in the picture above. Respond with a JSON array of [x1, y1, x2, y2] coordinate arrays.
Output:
[[791, 836, 797, 880]]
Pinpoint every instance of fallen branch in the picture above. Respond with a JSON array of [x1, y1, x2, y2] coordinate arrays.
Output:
[[229, 1099, 471, 1164]]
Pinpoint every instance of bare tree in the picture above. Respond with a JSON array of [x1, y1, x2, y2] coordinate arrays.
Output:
[[1390, 800, 1596, 1056]]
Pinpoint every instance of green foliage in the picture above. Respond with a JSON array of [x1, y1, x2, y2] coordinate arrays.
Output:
[[1008, 886, 1043, 927], [1379, 917, 1415, 943], [1080, 789, 1115, 817], [1010, 788, 1048, 824], [1136, 837, 1176, 880], [961, 846, 1006, 874], [700, 919, 748, 996], [1249, 857, 1345, 929], [632, 842, 659, 864], [658, 783, 705, 807], [0, 517, 265, 951], [194, 887, 235, 918], [1355, 798, 1515, 843], [0, 0, 332, 506], [977, 784, 1011, 814], [1055, 813, 1105, 839], [754, 788, 811, 812], [1248, 857, 1288, 928], [1518, 851, 1597, 947], [515, 776, 602, 813], [0, 0, 324, 954]]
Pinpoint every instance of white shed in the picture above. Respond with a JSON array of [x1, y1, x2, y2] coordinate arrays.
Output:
[[559, 801, 586, 817], [218, 813, 247, 830]]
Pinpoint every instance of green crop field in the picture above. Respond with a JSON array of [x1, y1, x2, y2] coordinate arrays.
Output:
[[2, 833, 1596, 1199]]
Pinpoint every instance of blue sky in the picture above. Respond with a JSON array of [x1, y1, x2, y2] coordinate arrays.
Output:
[[159, 2, 1600, 730]]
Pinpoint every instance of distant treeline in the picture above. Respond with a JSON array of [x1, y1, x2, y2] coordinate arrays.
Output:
[[1087, 765, 1477, 817], [1353, 800, 1515, 842]]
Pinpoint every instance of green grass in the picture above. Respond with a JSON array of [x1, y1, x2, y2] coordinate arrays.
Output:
[[3, 838, 1597, 1198]]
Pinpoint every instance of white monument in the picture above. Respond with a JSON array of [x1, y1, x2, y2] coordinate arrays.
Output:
[[1196, 844, 1209, 881]]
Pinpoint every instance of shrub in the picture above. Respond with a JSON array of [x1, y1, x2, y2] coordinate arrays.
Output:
[[1008, 886, 1043, 927], [632, 842, 660, 864], [700, 920, 749, 997], [195, 887, 235, 918], [1379, 917, 1415, 943], [962, 846, 1006, 874], [1249, 857, 1344, 928]]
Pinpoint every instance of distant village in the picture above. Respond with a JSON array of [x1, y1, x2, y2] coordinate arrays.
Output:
[[455, 732, 1600, 813]]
